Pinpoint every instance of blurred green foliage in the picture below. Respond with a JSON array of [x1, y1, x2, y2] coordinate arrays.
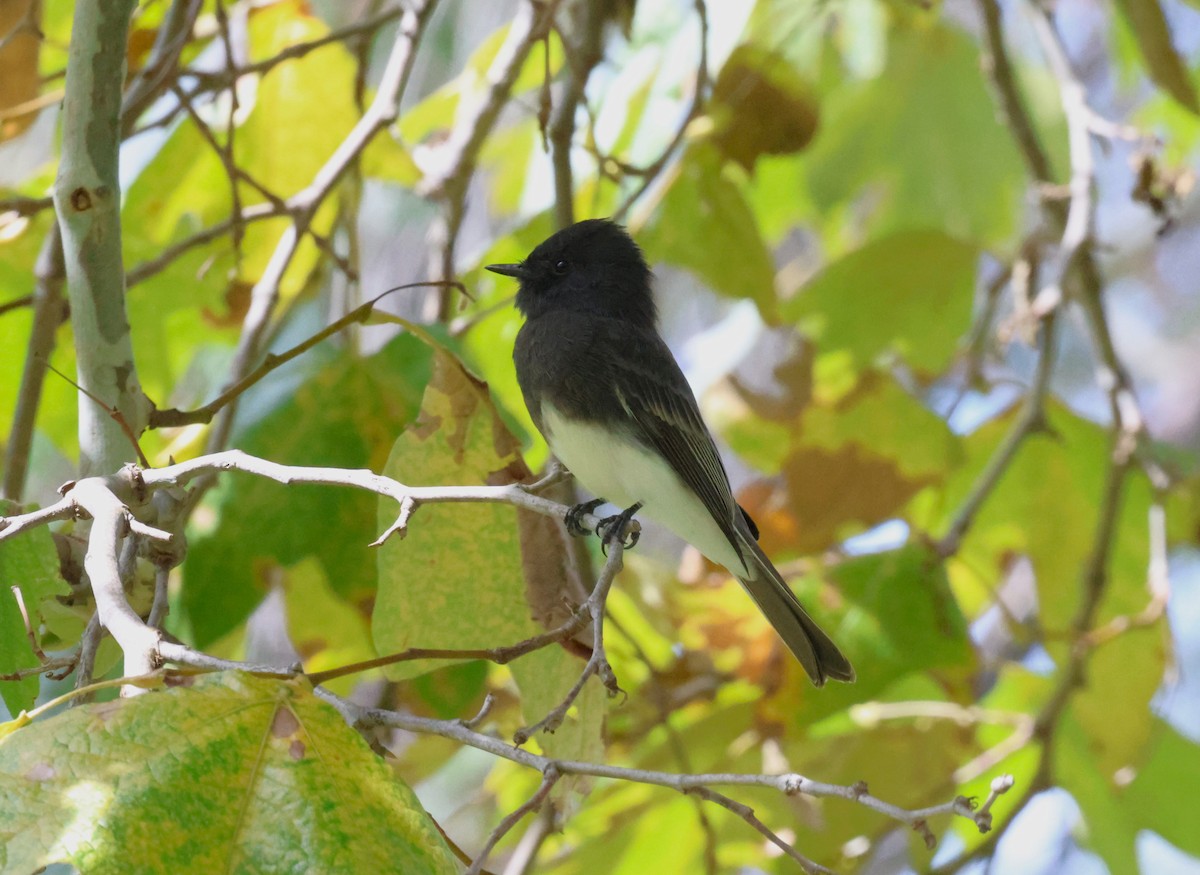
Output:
[[2, 0, 1200, 872]]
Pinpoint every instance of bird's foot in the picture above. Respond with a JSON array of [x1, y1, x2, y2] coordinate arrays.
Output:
[[564, 498, 606, 537], [596, 502, 644, 553]]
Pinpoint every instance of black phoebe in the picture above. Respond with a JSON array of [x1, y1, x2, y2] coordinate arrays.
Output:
[[487, 219, 854, 686]]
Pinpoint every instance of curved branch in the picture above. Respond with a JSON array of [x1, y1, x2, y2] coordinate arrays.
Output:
[[323, 688, 1010, 856]]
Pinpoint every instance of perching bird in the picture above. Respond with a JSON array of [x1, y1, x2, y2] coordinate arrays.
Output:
[[487, 219, 854, 686]]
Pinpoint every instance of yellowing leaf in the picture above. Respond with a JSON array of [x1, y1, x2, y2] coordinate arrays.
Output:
[[0, 672, 458, 874], [373, 350, 545, 671], [374, 350, 604, 762], [0, 0, 41, 141], [399, 25, 563, 145], [281, 558, 375, 696]]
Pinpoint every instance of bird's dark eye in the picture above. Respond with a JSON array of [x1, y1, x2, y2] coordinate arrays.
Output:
[[553, 259, 569, 275]]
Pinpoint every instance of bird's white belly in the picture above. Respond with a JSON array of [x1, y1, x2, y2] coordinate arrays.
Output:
[[543, 403, 748, 575]]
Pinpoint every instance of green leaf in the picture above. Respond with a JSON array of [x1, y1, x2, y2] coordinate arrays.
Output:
[[1067, 624, 1164, 778], [1123, 720, 1200, 856], [372, 351, 540, 677], [373, 350, 604, 763], [0, 672, 457, 874], [639, 145, 779, 319], [1059, 712, 1139, 874], [783, 229, 979, 374], [280, 558, 375, 696], [123, 120, 229, 248], [768, 545, 974, 728], [183, 334, 432, 646], [1112, 0, 1199, 116], [408, 661, 489, 720], [0, 502, 68, 714], [1062, 716, 1200, 873], [802, 22, 1025, 245], [361, 132, 422, 188], [937, 405, 1154, 633]]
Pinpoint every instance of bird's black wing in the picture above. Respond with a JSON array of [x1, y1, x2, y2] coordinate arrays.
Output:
[[600, 327, 745, 556]]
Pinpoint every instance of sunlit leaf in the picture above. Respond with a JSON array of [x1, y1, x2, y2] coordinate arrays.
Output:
[[1122, 720, 1200, 856], [373, 349, 604, 763], [398, 24, 563, 145], [372, 351, 539, 675], [280, 558, 375, 697], [0, 500, 67, 714], [0, 672, 458, 874]]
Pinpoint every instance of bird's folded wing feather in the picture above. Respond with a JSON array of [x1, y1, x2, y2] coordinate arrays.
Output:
[[604, 335, 745, 556]]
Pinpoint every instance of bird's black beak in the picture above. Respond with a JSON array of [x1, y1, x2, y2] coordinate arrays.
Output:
[[485, 262, 528, 280]]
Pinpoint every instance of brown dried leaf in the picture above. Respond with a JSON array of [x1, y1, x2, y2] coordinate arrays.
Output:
[[709, 45, 819, 171], [0, 0, 40, 141], [739, 444, 935, 556]]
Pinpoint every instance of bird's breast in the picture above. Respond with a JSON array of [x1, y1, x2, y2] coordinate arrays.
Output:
[[542, 402, 748, 575]]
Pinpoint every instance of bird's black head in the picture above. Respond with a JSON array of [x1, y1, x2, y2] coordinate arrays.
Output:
[[486, 219, 656, 327]]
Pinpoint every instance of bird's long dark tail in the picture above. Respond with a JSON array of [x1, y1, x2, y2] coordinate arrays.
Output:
[[736, 532, 855, 686]]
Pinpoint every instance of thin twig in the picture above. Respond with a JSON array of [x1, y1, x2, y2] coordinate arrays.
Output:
[[3, 227, 66, 501], [686, 785, 831, 874], [0, 294, 34, 316], [514, 542, 625, 743], [10, 585, 47, 661], [208, 0, 437, 456], [147, 281, 463, 427], [612, 0, 708, 223], [0, 196, 53, 217], [467, 766, 561, 875], [547, 0, 607, 228], [327, 688, 1010, 841], [501, 801, 557, 875], [424, 0, 559, 319]]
